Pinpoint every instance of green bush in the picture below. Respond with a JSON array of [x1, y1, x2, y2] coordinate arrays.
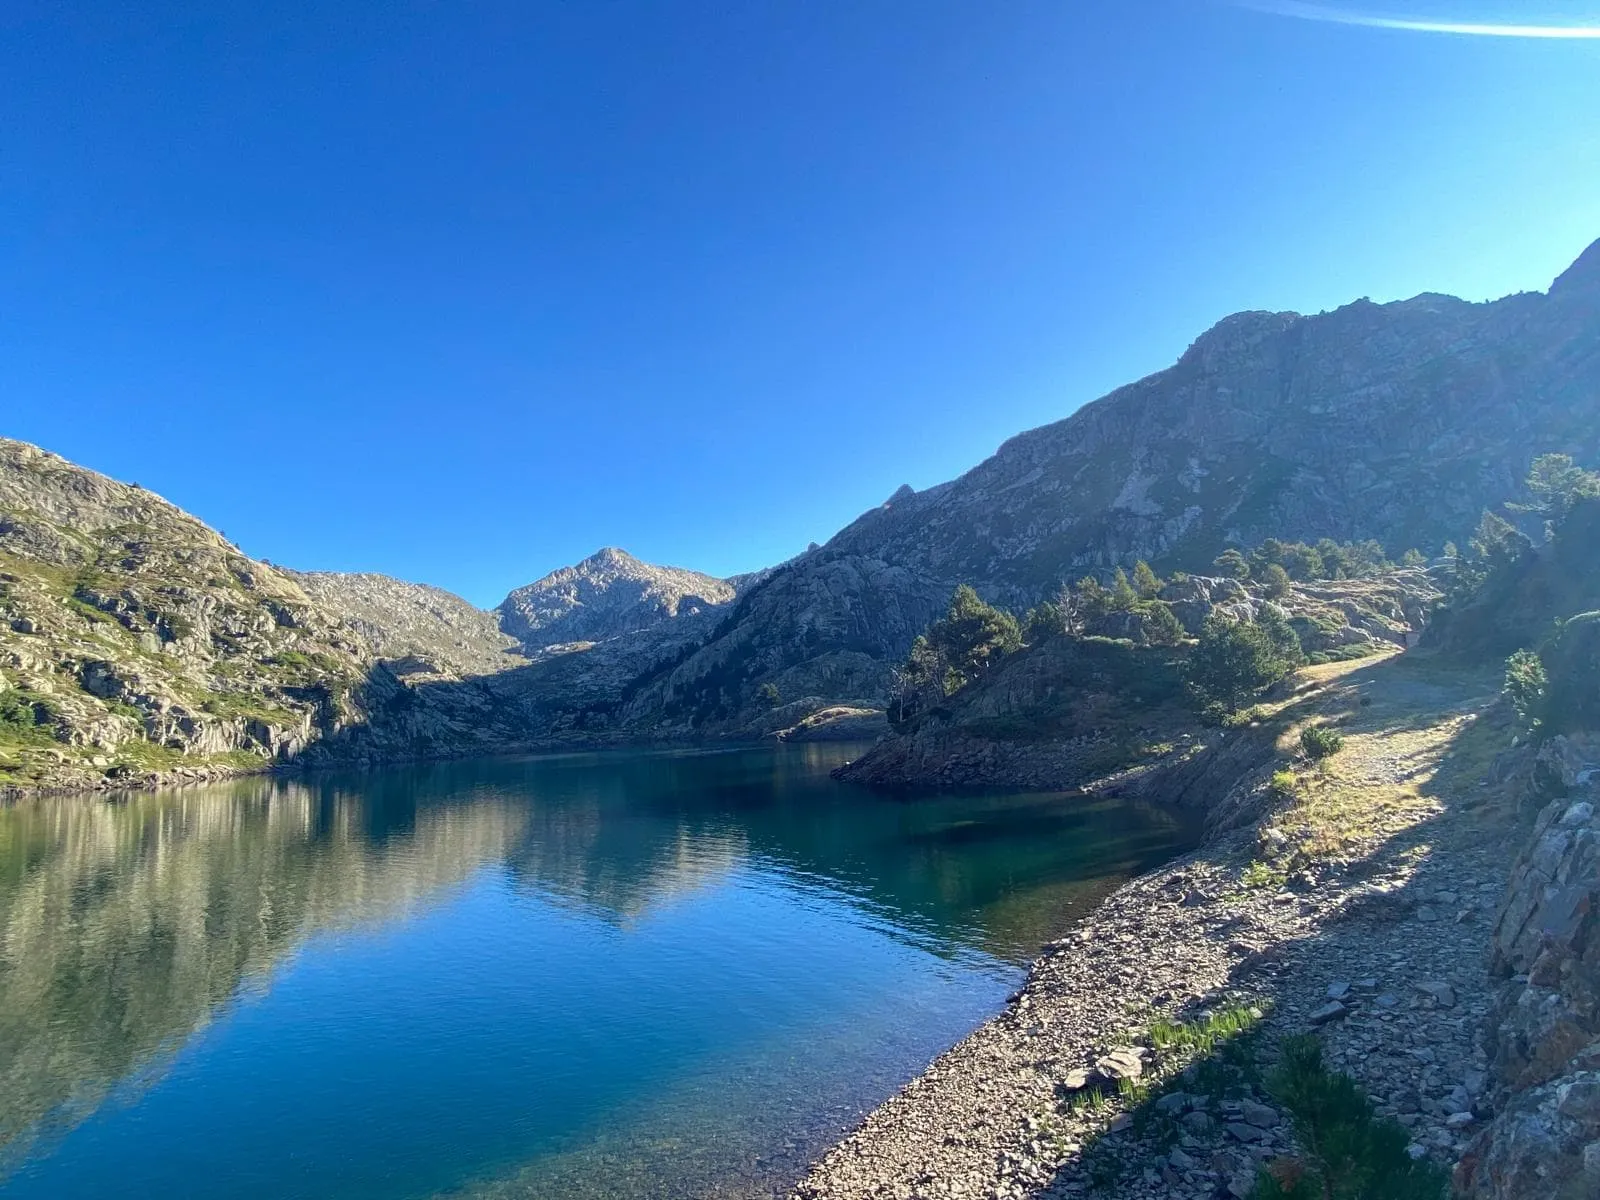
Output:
[[1503, 647, 1548, 732], [1139, 600, 1186, 647], [1256, 1036, 1447, 1200], [1213, 548, 1251, 579], [1300, 725, 1344, 759], [1260, 563, 1291, 598], [1185, 613, 1299, 712]]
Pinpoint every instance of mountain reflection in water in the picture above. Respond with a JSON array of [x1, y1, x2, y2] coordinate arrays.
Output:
[[0, 743, 1197, 1200]]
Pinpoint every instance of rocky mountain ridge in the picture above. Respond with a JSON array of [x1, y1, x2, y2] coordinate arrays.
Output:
[[616, 239, 1600, 735]]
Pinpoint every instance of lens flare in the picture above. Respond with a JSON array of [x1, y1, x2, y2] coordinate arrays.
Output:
[[1239, 0, 1600, 38]]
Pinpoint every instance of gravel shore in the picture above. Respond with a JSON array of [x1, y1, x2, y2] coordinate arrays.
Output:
[[795, 657, 1515, 1200]]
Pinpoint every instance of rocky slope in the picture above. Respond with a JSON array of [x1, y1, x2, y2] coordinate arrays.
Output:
[[0, 439, 569, 791], [291, 570, 526, 678], [836, 571, 1441, 792], [620, 241, 1600, 735]]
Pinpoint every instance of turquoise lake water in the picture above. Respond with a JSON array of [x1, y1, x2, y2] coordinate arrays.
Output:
[[0, 743, 1197, 1199]]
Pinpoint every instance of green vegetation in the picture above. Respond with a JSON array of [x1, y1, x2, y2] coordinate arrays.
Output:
[[1255, 1036, 1448, 1200], [1184, 611, 1303, 717], [1503, 647, 1548, 733], [1299, 725, 1344, 759], [1261, 562, 1291, 598], [757, 681, 781, 708], [1429, 454, 1600, 737], [1132, 559, 1162, 599], [1216, 537, 1399, 584]]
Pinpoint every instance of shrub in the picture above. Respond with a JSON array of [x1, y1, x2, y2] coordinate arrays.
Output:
[[1300, 725, 1344, 759], [1185, 613, 1297, 712], [1134, 600, 1186, 647], [1023, 600, 1065, 645], [757, 682, 781, 709], [1269, 768, 1299, 798], [1256, 1036, 1448, 1200], [1538, 611, 1600, 735], [1260, 563, 1291, 598], [1503, 647, 1548, 733], [1213, 548, 1251, 579]]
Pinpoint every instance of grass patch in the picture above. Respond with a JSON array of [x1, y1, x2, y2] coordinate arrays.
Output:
[[1240, 859, 1286, 889], [1256, 1036, 1448, 1199]]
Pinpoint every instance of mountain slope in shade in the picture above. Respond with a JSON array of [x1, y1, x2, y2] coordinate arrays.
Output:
[[618, 239, 1600, 733]]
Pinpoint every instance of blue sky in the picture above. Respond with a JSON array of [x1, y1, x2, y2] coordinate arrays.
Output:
[[2, 1, 1596, 607]]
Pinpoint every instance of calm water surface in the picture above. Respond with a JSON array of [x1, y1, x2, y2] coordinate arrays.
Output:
[[0, 743, 1197, 1199]]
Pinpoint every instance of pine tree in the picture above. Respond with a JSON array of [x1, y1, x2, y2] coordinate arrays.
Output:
[[1132, 560, 1162, 599]]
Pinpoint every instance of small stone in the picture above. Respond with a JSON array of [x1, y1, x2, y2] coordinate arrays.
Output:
[[1154, 1092, 1190, 1115], [1227, 1121, 1268, 1143], [1063, 1068, 1094, 1090], [1108, 1113, 1132, 1133], [1241, 1100, 1279, 1128], [1374, 992, 1401, 1009], [1181, 1110, 1215, 1134], [1096, 1048, 1144, 1081], [1309, 1001, 1349, 1025], [1414, 981, 1456, 1008], [1168, 1147, 1197, 1170], [1445, 1112, 1475, 1129], [1326, 981, 1351, 1000], [1414, 905, 1440, 922], [1406, 1143, 1428, 1161]]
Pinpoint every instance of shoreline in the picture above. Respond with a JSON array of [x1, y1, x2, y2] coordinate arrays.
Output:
[[794, 656, 1517, 1199]]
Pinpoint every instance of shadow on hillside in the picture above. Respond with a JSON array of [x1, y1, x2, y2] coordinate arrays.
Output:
[[280, 650, 638, 774], [1037, 652, 1527, 1195]]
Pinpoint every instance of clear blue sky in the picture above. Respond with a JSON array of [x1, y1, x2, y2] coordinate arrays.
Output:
[[2, 1, 1596, 607]]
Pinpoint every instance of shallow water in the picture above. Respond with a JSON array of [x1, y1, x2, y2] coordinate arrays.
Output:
[[0, 743, 1198, 1199]]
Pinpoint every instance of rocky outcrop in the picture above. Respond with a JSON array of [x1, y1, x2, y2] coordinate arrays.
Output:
[[1457, 733, 1600, 1200], [834, 572, 1440, 793], [291, 570, 525, 678]]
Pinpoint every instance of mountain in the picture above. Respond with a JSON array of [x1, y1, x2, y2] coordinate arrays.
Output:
[[0, 440, 553, 790], [618, 240, 1600, 733], [498, 547, 738, 653], [292, 571, 525, 678], [6, 237, 1599, 781]]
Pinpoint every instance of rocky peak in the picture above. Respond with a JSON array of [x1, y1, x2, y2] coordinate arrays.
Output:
[[496, 548, 738, 652], [1551, 236, 1600, 299]]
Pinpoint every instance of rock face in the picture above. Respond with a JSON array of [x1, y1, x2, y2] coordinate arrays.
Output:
[[619, 241, 1600, 734], [1458, 734, 1600, 1199], [497, 547, 738, 653], [291, 571, 525, 678]]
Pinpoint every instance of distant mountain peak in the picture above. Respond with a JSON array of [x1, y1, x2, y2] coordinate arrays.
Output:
[[497, 549, 736, 651], [1552, 237, 1600, 297], [582, 546, 640, 569]]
